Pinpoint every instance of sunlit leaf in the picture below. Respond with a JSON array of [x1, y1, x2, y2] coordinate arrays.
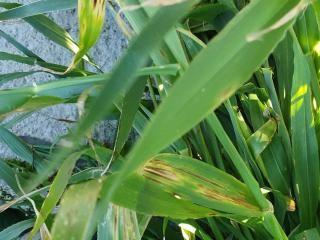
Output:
[[290, 31, 319, 230], [66, 0, 106, 72], [247, 119, 277, 159], [51, 180, 103, 240]]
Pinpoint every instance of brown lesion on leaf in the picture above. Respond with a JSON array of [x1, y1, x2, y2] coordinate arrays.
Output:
[[177, 167, 226, 190], [147, 159, 172, 167], [286, 198, 296, 212], [93, 0, 106, 8], [142, 158, 260, 212], [198, 184, 259, 211], [208, 212, 216, 216], [148, 159, 246, 198], [143, 166, 177, 181], [112, 204, 118, 234], [176, 167, 251, 201]]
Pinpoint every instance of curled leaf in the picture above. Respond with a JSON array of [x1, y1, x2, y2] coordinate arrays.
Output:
[[67, 0, 106, 72]]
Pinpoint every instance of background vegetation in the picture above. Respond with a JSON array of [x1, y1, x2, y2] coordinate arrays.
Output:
[[0, 0, 319, 239]]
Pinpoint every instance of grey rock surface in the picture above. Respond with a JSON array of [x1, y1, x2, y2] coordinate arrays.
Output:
[[0, 0, 128, 158]]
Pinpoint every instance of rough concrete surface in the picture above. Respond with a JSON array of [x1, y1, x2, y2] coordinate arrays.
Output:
[[0, 0, 128, 159]]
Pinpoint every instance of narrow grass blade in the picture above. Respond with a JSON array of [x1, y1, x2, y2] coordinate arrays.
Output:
[[294, 5, 320, 105], [178, 28, 206, 59], [29, 151, 84, 239], [0, 219, 34, 240], [206, 114, 288, 238], [0, 126, 34, 165], [138, 64, 180, 76], [0, 29, 41, 60], [273, 33, 294, 129], [0, 71, 40, 85], [290, 31, 319, 230], [0, 159, 20, 194], [0, 126, 48, 173], [261, 68, 292, 166], [240, 84, 292, 222], [0, 0, 77, 21], [206, 113, 268, 209], [224, 100, 264, 184], [0, 51, 89, 77], [113, 77, 147, 159], [0, 51, 38, 65], [294, 5, 318, 54], [187, 3, 228, 23]]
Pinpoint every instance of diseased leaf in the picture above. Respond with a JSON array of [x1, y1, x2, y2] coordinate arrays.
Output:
[[105, 173, 215, 220], [97, 204, 143, 240], [140, 154, 262, 217], [29, 151, 85, 239], [51, 180, 103, 240], [94, 154, 263, 220]]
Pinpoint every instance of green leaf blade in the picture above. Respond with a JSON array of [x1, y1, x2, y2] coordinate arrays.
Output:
[[290, 32, 320, 230]]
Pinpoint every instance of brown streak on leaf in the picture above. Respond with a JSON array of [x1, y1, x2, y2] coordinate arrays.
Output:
[[144, 158, 258, 211], [143, 166, 177, 181], [198, 184, 258, 210], [149, 159, 239, 195]]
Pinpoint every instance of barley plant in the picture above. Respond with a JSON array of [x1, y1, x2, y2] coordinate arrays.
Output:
[[0, 0, 319, 239]]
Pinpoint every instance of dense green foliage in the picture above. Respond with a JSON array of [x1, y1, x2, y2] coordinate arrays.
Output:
[[0, 0, 320, 239]]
